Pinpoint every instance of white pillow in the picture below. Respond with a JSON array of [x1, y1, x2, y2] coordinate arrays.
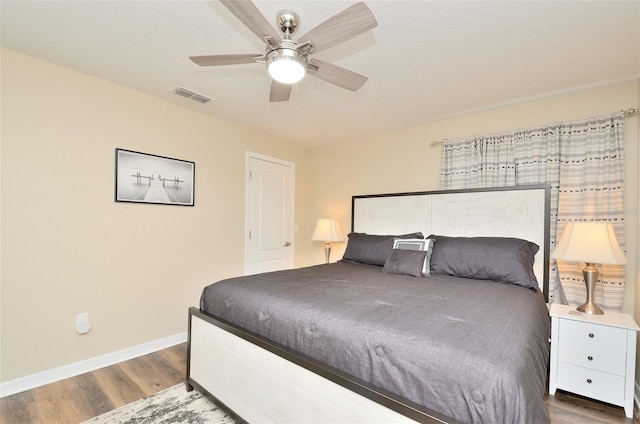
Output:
[[392, 238, 435, 276]]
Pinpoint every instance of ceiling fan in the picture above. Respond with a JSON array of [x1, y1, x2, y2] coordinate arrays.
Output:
[[190, 1, 378, 102]]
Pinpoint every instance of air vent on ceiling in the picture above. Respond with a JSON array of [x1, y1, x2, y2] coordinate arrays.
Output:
[[171, 86, 213, 104]]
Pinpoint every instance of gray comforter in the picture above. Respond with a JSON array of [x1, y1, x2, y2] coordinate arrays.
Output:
[[200, 261, 550, 423]]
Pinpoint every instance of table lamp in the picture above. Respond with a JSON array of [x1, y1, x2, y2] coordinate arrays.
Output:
[[311, 219, 345, 263], [552, 222, 627, 315]]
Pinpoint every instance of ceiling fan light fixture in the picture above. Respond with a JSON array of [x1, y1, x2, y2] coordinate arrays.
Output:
[[191, 1, 378, 101], [266, 48, 306, 84]]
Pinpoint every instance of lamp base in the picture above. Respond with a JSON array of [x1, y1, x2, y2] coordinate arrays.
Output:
[[324, 242, 331, 264], [577, 263, 604, 315], [576, 302, 604, 315]]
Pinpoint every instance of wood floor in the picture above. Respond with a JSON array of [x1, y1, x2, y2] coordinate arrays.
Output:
[[0, 344, 187, 424], [0, 342, 636, 424]]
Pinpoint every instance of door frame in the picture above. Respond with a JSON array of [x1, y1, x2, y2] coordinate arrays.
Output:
[[245, 151, 296, 275]]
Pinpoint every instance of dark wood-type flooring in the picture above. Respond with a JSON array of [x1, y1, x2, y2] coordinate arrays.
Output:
[[0, 342, 636, 423]]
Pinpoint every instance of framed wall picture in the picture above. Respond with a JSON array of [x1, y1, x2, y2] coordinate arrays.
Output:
[[115, 148, 195, 206]]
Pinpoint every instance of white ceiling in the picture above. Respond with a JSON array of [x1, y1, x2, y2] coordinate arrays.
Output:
[[1, 1, 638, 147]]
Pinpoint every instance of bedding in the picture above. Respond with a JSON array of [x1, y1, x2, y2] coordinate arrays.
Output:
[[200, 261, 550, 423]]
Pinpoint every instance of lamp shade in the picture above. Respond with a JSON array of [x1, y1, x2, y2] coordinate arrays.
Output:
[[552, 222, 627, 265], [311, 219, 345, 242]]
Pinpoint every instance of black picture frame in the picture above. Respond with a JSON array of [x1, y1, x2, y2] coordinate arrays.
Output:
[[115, 148, 195, 206]]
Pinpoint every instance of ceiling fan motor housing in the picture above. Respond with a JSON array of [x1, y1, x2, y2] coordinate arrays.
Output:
[[266, 38, 307, 62]]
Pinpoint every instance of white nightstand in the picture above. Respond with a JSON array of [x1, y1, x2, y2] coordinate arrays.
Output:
[[549, 303, 639, 418]]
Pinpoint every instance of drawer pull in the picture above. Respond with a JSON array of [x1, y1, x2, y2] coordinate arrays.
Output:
[[587, 378, 592, 384], [587, 355, 593, 361], [588, 333, 595, 338]]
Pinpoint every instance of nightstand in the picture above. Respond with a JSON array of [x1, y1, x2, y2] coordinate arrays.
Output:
[[549, 303, 639, 418]]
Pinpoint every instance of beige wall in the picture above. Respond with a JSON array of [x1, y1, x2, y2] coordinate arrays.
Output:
[[0, 48, 312, 382], [309, 80, 639, 316]]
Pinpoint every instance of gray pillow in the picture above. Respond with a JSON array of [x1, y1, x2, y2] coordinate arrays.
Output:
[[427, 235, 539, 289], [342, 232, 424, 266], [382, 249, 428, 277]]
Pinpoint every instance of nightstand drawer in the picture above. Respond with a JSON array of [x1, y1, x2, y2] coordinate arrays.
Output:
[[559, 319, 626, 348], [558, 340, 626, 375], [557, 363, 625, 404]]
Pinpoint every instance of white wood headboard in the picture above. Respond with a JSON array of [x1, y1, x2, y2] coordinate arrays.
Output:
[[351, 185, 550, 299]]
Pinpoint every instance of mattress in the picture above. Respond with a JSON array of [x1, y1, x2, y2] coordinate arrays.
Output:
[[200, 261, 551, 423]]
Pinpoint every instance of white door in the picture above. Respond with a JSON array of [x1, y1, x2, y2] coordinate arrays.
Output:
[[246, 153, 295, 275]]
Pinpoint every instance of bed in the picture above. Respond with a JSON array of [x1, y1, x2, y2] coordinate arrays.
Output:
[[187, 185, 551, 423]]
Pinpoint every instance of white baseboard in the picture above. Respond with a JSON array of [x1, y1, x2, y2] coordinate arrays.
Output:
[[0, 332, 187, 398]]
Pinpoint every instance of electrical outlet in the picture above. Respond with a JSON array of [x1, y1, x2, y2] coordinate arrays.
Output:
[[76, 313, 91, 334]]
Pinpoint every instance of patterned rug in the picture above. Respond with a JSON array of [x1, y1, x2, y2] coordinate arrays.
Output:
[[82, 384, 236, 424]]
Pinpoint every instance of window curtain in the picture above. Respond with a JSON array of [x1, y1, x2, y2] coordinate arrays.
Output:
[[440, 113, 625, 310]]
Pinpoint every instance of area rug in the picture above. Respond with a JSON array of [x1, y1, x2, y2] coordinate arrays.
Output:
[[82, 384, 236, 424]]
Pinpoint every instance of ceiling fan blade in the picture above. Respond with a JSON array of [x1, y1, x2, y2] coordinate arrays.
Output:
[[269, 81, 292, 102], [308, 59, 368, 91], [189, 54, 259, 66], [297, 2, 377, 54], [220, 0, 282, 45]]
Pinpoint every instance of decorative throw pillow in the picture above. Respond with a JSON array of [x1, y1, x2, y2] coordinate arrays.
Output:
[[342, 232, 424, 266], [382, 249, 428, 277], [393, 238, 435, 276], [427, 235, 540, 289]]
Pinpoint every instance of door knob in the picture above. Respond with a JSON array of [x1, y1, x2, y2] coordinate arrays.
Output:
[[284, 242, 292, 247]]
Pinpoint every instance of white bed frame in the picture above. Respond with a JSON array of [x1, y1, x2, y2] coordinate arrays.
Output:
[[187, 185, 550, 423]]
